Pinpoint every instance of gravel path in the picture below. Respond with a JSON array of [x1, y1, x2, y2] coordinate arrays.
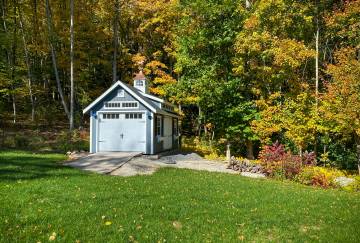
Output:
[[111, 153, 237, 176]]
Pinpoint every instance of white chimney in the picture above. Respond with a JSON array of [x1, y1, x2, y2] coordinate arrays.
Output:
[[133, 70, 148, 93]]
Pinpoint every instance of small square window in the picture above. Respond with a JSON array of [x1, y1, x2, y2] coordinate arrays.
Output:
[[117, 89, 125, 97], [136, 80, 143, 86]]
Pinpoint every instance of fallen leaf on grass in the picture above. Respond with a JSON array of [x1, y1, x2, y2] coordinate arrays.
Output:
[[172, 221, 182, 230], [49, 232, 56, 241], [105, 221, 112, 226]]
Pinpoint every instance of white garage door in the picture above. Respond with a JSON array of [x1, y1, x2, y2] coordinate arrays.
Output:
[[98, 112, 146, 152]]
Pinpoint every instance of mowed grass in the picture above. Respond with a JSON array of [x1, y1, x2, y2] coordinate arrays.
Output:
[[0, 151, 359, 242]]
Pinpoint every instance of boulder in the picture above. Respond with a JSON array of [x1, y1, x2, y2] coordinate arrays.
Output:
[[240, 172, 266, 179], [334, 177, 355, 187]]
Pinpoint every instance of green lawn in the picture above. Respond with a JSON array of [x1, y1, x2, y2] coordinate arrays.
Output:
[[0, 151, 359, 242]]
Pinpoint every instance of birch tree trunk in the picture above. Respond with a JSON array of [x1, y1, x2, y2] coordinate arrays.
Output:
[[45, 0, 70, 119], [245, 0, 251, 9], [18, 5, 35, 121], [69, 0, 74, 130], [112, 0, 119, 83], [11, 2, 17, 124], [314, 4, 320, 157], [1, 0, 16, 123]]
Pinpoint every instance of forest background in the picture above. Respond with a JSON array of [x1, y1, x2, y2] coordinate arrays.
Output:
[[0, 0, 359, 171]]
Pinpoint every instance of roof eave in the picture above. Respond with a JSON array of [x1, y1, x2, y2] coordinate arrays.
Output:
[[83, 80, 158, 114]]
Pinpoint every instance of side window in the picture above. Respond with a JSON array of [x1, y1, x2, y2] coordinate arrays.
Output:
[[156, 116, 162, 136], [173, 119, 178, 136]]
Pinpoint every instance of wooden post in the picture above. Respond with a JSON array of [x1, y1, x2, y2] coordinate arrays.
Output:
[[226, 143, 231, 164]]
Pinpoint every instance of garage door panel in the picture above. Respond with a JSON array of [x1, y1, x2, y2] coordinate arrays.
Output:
[[98, 113, 146, 152]]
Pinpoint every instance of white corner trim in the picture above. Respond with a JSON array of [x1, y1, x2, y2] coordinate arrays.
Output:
[[150, 112, 154, 154], [89, 112, 93, 153]]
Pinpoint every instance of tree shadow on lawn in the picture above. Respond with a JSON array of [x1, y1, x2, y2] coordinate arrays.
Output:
[[0, 154, 86, 182]]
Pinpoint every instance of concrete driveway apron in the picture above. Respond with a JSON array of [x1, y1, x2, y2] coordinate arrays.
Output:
[[67, 152, 142, 174]]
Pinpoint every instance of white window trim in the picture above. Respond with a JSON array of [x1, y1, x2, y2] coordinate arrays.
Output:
[[104, 101, 139, 109]]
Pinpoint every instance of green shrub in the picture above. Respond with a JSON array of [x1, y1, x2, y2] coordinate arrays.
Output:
[[14, 135, 30, 148], [28, 135, 45, 150], [56, 129, 89, 152], [3, 136, 16, 148], [327, 141, 357, 170], [182, 136, 225, 159]]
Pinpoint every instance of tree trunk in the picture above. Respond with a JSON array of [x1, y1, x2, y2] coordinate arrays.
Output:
[[11, 1, 17, 124], [12, 94, 16, 124], [314, 22, 320, 158], [315, 27, 319, 106], [197, 105, 202, 137], [112, 0, 119, 83], [18, 6, 35, 122], [355, 134, 360, 175], [45, 0, 70, 119], [2, 0, 16, 124], [69, 0, 74, 130], [245, 0, 251, 9], [246, 140, 255, 160]]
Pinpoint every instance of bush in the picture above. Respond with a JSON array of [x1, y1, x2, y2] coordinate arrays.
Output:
[[15, 135, 30, 148], [259, 142, 304, 179], [259, 142, 318, 179], [302, 151, 316, 166], [295, 166, 345, 188], [182, 136, 225, 159], [56, 129, 89, 152], [3, 136, 16, 148]]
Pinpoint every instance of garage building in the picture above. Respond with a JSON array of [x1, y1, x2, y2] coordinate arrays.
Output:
[[83, 72, 180, 154]]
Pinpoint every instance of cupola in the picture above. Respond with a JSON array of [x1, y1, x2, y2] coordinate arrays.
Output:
[[133, 70, 148, 94]]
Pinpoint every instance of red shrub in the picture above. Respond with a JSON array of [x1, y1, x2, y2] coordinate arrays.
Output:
[[259, 141, 303, 179], [259, 141, 286, 163], [302, 151, 316, 166]]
